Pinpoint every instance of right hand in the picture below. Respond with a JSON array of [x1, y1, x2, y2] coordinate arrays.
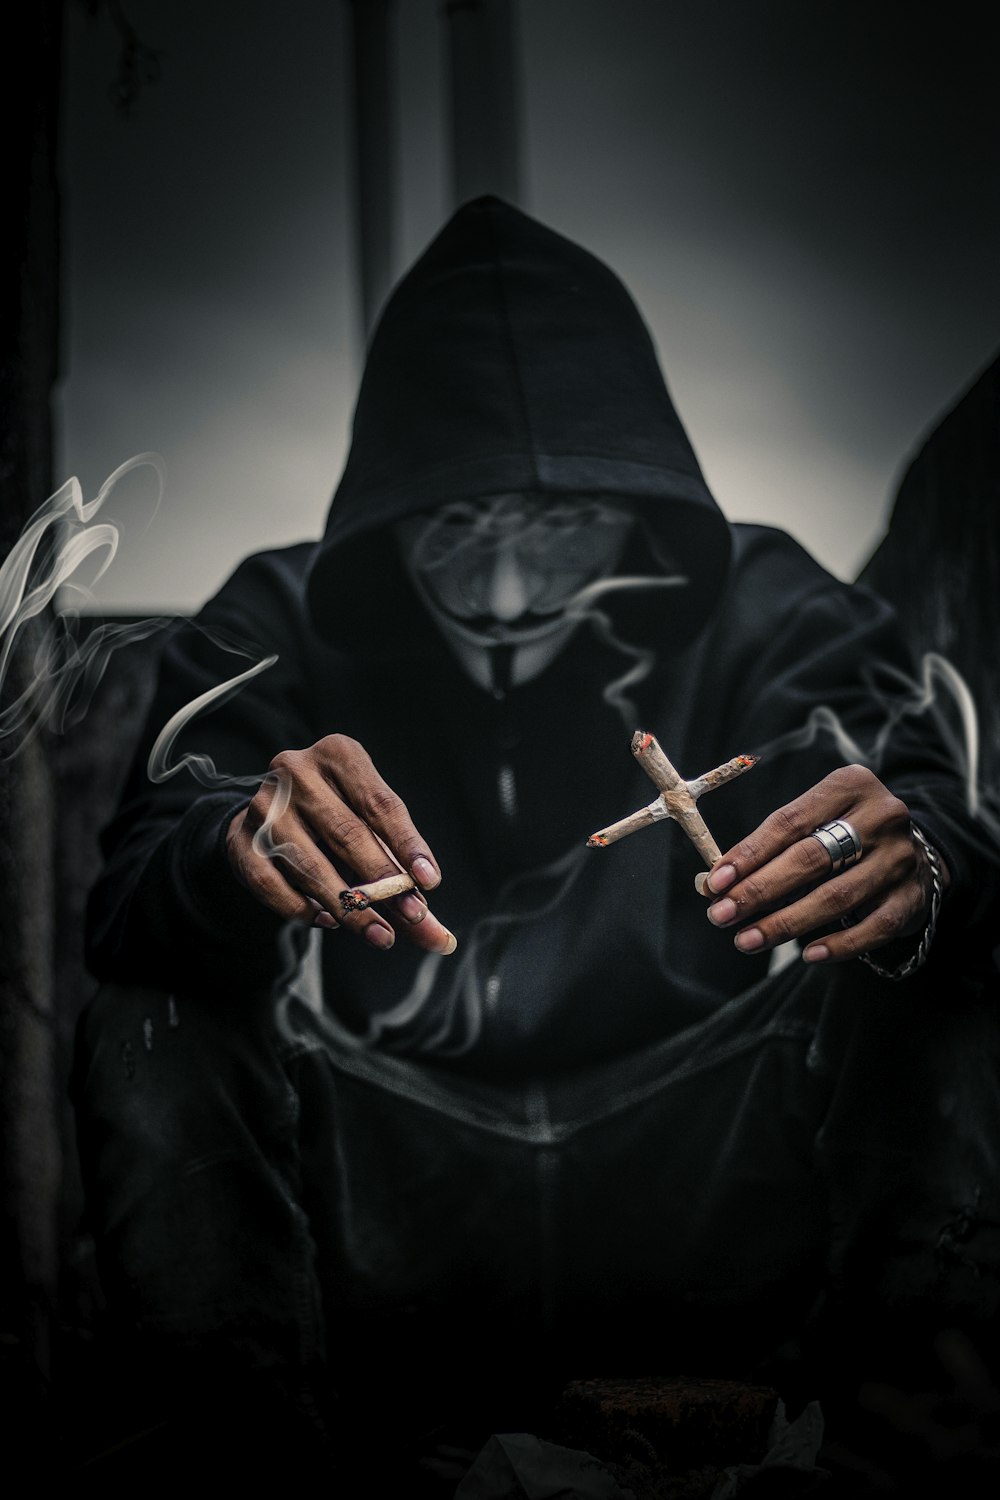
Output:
[[226, 734, 456, 954]]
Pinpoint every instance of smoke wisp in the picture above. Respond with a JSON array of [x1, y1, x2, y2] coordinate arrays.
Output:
[[0, 455, 170, 758], [754, 650, 999, 847], [0, 454, 299, 867]]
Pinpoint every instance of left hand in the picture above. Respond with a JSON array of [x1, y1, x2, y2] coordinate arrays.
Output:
[[703, 764, 949, 964]]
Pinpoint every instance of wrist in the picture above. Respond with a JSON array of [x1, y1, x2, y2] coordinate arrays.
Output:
[[857, 824, 944, 982]]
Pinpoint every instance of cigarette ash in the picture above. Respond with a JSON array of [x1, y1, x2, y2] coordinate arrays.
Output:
[[339, 889, 370, 913]]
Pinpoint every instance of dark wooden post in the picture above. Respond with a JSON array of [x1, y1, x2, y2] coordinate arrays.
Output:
[[443, 0, 521, 208], [346, 0, 397, 338], [0, 0, 63, 1417]]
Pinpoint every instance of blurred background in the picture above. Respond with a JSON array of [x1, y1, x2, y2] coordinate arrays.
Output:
[[58, 0, 998, 609]]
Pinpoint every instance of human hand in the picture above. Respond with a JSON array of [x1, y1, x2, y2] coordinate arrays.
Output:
[[702, 764, 948, 965], [226, 735, 457, 954]]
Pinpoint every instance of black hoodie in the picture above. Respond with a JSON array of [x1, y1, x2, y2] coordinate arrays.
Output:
[[87, 198, 996, 1075]]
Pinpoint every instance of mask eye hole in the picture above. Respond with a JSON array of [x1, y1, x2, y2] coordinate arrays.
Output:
[[397, 496, 634, 625]]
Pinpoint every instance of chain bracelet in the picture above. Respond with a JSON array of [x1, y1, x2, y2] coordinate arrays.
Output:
[[853, 823, 943, 981]]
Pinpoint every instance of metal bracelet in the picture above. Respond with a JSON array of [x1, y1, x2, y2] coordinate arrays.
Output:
[[853, 823, 944, 981]]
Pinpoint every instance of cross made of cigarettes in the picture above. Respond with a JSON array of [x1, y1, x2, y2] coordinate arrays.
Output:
[[338, 729, 758, 914], [587, 730, 758, 893]]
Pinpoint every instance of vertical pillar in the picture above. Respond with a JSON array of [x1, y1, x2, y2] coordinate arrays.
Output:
[[0, 0, 62, 1411], [346, 0, 397, 338], [443, 0, 522, 208]]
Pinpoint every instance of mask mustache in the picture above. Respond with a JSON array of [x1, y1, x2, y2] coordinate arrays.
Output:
[[440, 609, 566, 637]]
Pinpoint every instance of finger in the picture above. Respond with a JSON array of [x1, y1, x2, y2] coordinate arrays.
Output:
[[706, 817, 914, 929], [274, 811, 457, 955], [246, 808, 398, 950], [269, 752, 408, 888], [304, 896, 340, 931], [706, 833, 842, 927], [272, 750, 441, 907], [245, 747, 455, 951], [395, 889, 428, 924], [311, 736, 442, 889], [345, 882, 457, 954], [722, 857, 891, 954], [703, 765, 902, 895], [241, 825, 457, 954], [384, 904, 459, 956], [801, 889, 917, 965], [236, 850, 337, 927]]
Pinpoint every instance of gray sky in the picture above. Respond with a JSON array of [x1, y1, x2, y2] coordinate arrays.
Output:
[[57, 0, 998, 612]]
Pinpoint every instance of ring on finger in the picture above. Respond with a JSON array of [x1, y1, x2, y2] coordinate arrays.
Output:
[[810, 819, 862, 876]]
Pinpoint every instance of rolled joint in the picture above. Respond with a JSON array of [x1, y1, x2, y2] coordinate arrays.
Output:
[[631, 729, 684, 795], [339, 870, 416, 911]]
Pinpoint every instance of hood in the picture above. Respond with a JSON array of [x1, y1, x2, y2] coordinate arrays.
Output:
[[307, 196, 732, 645]]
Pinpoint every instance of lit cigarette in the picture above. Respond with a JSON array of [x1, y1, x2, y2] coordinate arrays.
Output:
[[587, 731, 758, 892], [339, 871, 416, 912]]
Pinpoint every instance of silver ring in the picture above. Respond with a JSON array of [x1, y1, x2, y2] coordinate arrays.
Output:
[[810, 819, 862, 875]]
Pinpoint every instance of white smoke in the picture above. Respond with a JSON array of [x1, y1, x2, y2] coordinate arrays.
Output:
[[143, 641, 301, 867], [0, 455, 299, 868], [755, 650, 994, 838], [0, 454, 169, 757], [566, 571, 688, 726]]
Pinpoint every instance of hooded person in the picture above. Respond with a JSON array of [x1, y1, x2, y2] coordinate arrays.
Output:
[[76, 198, 1000, 1463]]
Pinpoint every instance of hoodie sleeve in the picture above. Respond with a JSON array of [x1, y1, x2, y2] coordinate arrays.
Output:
[[86, 546, 325, 994], [716, 533, 998, 969]]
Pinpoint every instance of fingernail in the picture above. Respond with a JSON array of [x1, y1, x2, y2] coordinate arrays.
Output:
[[708, 897, 737, 926], [439, 931, 458, 956], [734, 927, 764, 953], [315, 911, 339, 930], [412, 856, 440, 890], [708, 864, 736, 894], [803, 943, 830, 963], [364, 923, 395, 950], [397, 893, 426, 923]]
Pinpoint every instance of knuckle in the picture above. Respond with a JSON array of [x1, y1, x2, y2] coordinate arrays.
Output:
[[288, 845, 319, 884], [269, 748, 303, 777], [816, 881, 849, 922], [771, 804, 806, 842], [316, 732, 363, 763], [839, 922, 866, 956], [736, 874, 766, 908], [245, 787, 270, 824], [362, 785, 405, 822], [325, 816, 367, 864], [835, 762, 876, 792], [871, 905, 900, 943], [764, 911, 793, 945], [884, 793, 910, 827], [890, 840, 918, 882], [326, 814, 361, 850], [736, 835, 764, 869]]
